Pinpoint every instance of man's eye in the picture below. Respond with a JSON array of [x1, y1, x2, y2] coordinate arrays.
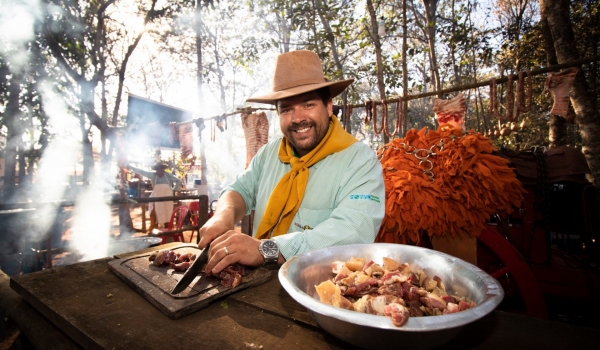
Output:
[[304, 102, 315, 108]]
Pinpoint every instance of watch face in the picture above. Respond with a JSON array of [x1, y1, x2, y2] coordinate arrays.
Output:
[[261, 240, 279, 258]]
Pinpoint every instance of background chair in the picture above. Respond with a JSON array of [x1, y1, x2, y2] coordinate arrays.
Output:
[[149, 205, 189, 244]]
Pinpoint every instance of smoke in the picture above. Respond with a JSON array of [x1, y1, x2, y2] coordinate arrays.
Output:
[[0, 0, 116, 263], [0, 0, 279, 267], [69, 183, 111, 262], [0, 0, 41, 72], [33, 83, 112, 261]]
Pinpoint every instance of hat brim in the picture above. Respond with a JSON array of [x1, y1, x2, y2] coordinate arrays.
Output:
[[152, 164, 168, 170], [246, 79, 354, 105]]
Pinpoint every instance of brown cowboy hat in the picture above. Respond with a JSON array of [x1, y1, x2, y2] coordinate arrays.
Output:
[[152, 162, 168, 170], [246, 50, 354, 104]]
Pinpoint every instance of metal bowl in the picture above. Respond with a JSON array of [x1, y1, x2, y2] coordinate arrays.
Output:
[[278, 243, 504, 350]]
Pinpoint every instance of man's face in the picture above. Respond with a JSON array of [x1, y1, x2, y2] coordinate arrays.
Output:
[[277, 91, 332, 157], [156, 168, 165, 177]]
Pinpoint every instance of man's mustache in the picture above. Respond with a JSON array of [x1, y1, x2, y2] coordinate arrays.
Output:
[[288, 121, 314, 131]]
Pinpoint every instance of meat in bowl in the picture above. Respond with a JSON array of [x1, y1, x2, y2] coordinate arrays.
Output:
[[279, 243, 504, 350], [315, 256, 476, 327]]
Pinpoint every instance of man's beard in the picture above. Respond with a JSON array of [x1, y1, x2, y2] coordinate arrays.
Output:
[[288, 121, 320, 153]]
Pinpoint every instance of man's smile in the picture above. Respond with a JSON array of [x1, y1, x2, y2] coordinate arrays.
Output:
[[294, 126, 312, 134]]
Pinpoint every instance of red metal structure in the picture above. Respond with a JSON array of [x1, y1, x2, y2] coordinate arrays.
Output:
[[477, 225, 548, 318], [415, 146, 600, 320], [149, 205, 189, 244], [475, 146, 600, 321]]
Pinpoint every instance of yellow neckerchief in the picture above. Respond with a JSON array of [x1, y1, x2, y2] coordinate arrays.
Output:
[[256, 116, 357, 239]]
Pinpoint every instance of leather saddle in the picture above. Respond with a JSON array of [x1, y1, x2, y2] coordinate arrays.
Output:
[[498, 146, 590, 185]]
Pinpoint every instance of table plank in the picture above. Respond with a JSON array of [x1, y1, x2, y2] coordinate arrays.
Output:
[[0, 270, 80, 350], [9, 257, 354, 350], [229, 269, 317, 327], [446, 309, 598, 349], [6, 242, 598, 350], [229, 270, 597, 350]]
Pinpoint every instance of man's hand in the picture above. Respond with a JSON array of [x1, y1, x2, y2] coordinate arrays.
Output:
[[198, 190, 247, 249], [198, 213, 234, 249], [203, 231, 264, 274]]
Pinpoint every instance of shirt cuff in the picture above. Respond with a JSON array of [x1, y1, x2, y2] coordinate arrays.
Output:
[[272, 231, 303, 261]]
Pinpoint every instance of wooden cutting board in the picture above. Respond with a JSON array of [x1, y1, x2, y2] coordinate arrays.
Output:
[[108, 245, 272, 319]]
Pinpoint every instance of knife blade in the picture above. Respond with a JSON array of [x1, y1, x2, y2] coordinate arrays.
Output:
[[171, 244, 211, 294]]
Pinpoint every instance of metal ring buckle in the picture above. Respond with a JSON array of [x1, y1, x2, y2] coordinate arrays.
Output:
[[423, 170, 435, 182], [414, 149, 431, 160], [419, 159, 433, 171]]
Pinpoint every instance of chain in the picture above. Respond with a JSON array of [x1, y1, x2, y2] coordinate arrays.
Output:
[[525, 145, 552, 265], [379, 132, 466, 182]]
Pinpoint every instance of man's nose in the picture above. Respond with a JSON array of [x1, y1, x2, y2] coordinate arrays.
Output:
[[290, 106, 307, 123]]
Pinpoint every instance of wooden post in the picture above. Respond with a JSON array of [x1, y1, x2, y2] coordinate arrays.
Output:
[[431, 231, 477, 266], [196, 195, 209, 244]]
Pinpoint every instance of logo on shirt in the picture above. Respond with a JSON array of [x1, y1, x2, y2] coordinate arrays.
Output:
[[349, 194, 380, 203]]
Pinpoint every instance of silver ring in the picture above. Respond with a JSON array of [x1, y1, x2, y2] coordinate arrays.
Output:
[[224, 247, 229, 256]]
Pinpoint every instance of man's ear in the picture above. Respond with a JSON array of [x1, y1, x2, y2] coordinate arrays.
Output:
[[326, 98, 333, 115]]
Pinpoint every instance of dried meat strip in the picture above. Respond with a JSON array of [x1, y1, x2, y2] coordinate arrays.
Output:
[[544, 67, 579, 117], [241, 112, 269, 169]]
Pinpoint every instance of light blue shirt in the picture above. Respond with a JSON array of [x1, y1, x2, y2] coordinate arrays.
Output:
[[222, 137, 385, 260]]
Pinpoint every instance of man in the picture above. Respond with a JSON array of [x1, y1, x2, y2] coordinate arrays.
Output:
[[199, 50, 384, 274], [127, 162, 181, 228]]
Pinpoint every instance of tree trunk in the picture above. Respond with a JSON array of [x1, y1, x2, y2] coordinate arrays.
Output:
[[401, 0, 408, 136], [111, 0, 157, 128], [104, 0, 157, 182], [209, 28, 233, 158], [273, 3, 292, 53], [366, 0, 388, 143], [283, 2, 292, 53], [315, 0, 351, 133], [548, 115, 568, 147], [449, 0, 461, 86], [17, 145, 26, 190], [4, 69, 24, 202], [79, 82, 97, 186], [543, 0, 600, 185], [422, 0, 441, 94], [539, 0, 566, 147], [195, 1, 208, 186]]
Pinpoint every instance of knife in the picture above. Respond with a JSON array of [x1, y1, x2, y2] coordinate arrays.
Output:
[[171, 244, 211, 294]]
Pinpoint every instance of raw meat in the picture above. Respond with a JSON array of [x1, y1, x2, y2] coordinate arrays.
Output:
[[315, 256, 477, 328]]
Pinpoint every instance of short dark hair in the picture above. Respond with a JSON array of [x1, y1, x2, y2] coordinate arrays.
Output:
[[314, 87, 331, 105], [276, 87, 332, 111]]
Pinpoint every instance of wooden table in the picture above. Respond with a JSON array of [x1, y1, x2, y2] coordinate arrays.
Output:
[[3, 243, 598, 350]]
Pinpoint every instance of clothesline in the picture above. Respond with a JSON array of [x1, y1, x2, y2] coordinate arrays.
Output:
[[149, 55, 600, 129], [173, 106, 276, 127], [346, 54, 600, 108]]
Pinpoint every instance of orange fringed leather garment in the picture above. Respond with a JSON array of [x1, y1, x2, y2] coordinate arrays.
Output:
[[376, 126, 525, 245]]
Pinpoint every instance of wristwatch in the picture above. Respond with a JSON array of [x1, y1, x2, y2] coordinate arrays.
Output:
[[258, 239, 279, 264]]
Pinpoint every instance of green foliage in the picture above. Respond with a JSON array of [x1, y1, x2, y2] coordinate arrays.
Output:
[[4, 0, 598, 182]]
